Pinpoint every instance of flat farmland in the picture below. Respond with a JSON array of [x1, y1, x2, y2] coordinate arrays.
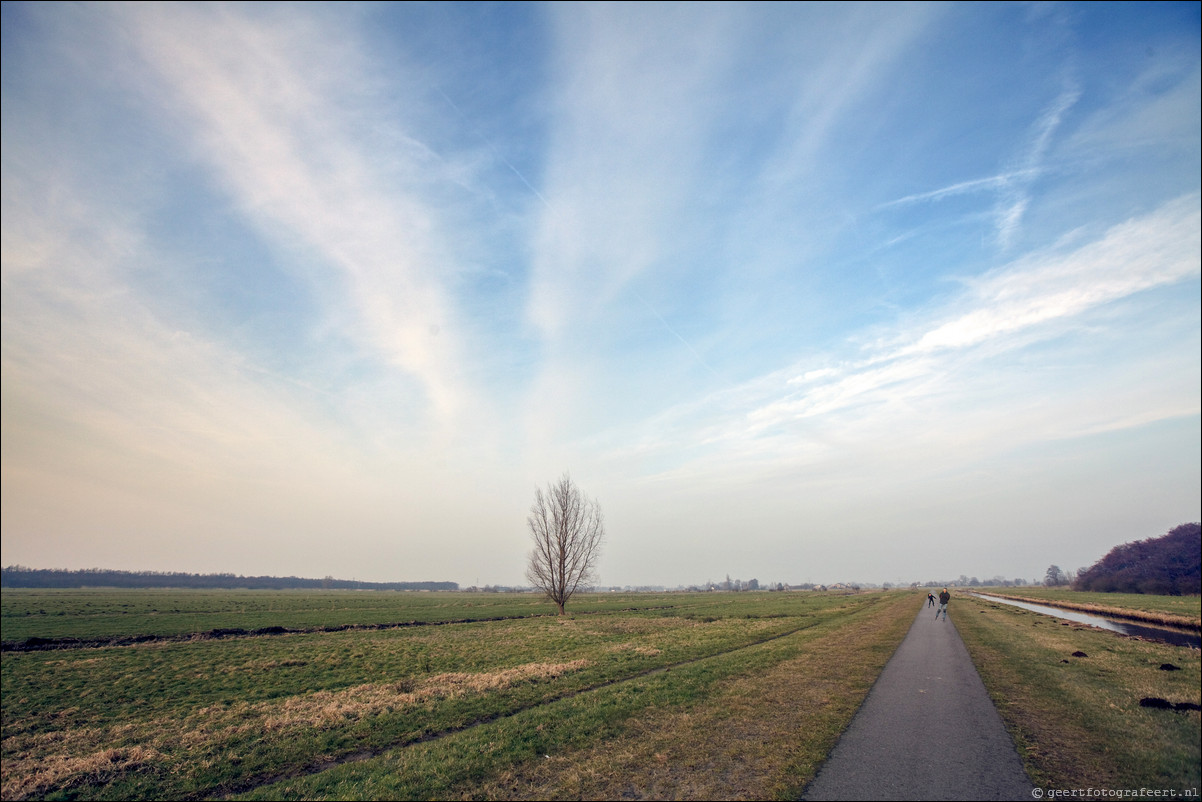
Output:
[[8, 589, 1196, 800], [954, 593, 1201, 793], [971, 586, 1202, 629], [2, 589, 917, 800]]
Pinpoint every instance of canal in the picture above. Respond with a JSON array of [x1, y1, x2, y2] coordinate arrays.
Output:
[[969, 593, 1201, 649]]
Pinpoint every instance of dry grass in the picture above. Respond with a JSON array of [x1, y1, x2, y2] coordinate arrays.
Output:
[[606, 643, 663, 656], [0, 661, 589, 800], [260, 660, 592, 732], [0, 592, 925, 799], [464, 594, 916, 800], [219, 658, 310, 674], [978, 592, 1201, 630], [956, 599, 1200, 791], [0, 745, 164, 801]]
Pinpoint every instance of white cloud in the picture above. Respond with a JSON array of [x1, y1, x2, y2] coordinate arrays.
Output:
[[3, 3, 1196, 587], [906, 195, 1199, 353], [879, 171, 1040, 208], [992, 84, 1081, 248], [115, 3, 471, 426], [527, 4, 739, 340], [603, 196, 1200, 486], [0, 5, 524, 581]]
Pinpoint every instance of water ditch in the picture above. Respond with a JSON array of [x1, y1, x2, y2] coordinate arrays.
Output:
[[969, 593, 1200, 648]]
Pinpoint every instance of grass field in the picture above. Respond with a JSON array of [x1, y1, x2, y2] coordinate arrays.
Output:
[[973, 587, 1201, 630], [0, 588, 623, 642], [955, 594, 1201, 793], [2, 589, 916, 800], [3, 588, 1198, 800]]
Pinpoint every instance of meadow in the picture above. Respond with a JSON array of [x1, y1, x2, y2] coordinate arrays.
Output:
[[2, 588, 1198, 800], [955, 592, 1200, 793], [2, 589, 916, 800], [970, 586, 1201, 630]]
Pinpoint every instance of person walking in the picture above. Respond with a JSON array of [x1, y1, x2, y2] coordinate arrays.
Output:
[[937, 588, 950, 620]]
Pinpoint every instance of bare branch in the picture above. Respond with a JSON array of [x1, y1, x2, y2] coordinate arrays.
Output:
[[525, 473, 605, 615]]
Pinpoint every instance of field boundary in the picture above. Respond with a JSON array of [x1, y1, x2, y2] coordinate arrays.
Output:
[[0, 615, 553, 652], [0, 601, 740, 652]]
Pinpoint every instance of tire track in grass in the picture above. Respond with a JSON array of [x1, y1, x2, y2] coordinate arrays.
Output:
[[476, 592, 918, 801], [2, 597, 884, 799], [211, 613, 848, 800], [1, 615, 544, 652]]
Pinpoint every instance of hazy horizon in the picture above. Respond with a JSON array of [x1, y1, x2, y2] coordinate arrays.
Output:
[[0, 562, 1065, 590], [3, 3, 1199, 589]]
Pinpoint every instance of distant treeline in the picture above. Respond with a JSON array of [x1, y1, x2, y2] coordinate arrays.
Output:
[[1074, 523, 1201, 595], [0, 566, 458, 592]]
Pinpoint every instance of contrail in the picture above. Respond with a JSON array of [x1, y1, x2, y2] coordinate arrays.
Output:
[[878, 170, 1038, 208], [437, 88, 550, 208], [439, 87, 717, 378], [632, 289, 722, 378]]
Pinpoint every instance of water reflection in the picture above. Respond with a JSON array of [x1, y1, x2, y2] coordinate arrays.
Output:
[[970, 593, 1200, 649]]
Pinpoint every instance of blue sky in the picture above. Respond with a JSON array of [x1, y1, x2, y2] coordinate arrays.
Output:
[[2, 2, 1198, 588]]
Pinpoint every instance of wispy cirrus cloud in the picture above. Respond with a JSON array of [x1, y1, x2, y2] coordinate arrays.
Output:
[[2, 2, 1196, 587], [2, 3, 528, 579], [115, 3, 471, 426], [904, 193, 1197, 354], [605, 195, 1200, 483], [528, 4, 940, 335], [880, 84, 1081, 250], [527, 3, 739, 340], [1, 152, 528, 579], [520, 3, 939, 450], [992, 84, 1081, 248], [879, 170, 1041, 208]]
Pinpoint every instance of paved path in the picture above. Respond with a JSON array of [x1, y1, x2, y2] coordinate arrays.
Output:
[[802, 602, 1034, 801]]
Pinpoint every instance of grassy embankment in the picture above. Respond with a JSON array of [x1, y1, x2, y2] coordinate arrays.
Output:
[[1, 588, 916, 801], [954, 592, 1200, 793], [971, 586, 1201, 630]]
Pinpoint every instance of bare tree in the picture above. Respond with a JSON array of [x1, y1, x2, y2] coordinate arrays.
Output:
[[526, 473, 604, 615]]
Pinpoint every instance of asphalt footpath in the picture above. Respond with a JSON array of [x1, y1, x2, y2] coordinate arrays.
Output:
[[801, 600, 1035, 801]]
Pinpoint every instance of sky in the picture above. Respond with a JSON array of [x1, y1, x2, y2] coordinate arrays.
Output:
[[2, 2, 1199, 589]]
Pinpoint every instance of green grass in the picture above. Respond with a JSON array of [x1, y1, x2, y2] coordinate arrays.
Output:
[[2, 589, 903, 800], [0, 589, 692, 642], [976, 587, 1201, 626], [235, 591, 918, 801], [0, 588, 836, 642], [954, 594, 1200, 792], [8, 587, 1198, 800]]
